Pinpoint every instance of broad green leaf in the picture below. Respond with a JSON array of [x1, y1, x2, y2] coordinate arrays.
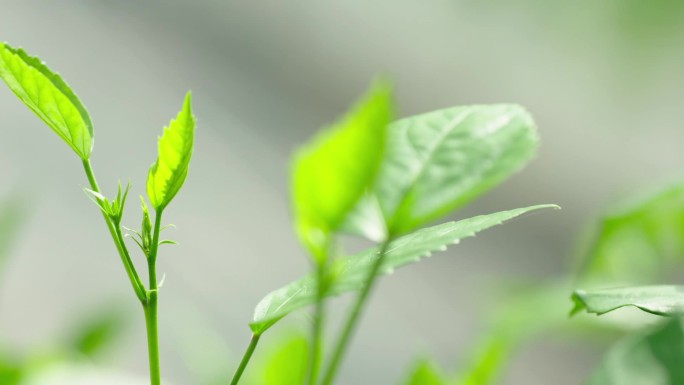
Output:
[[346, 104, 538, 237], [260, 333, 309, 385], [147, 92, 195, 211], [588, 319, 684, 385], [577, 182, 684, 286], [251, 204, 557, 334], [403, 359, 449, 385], [572, 285, 684, 317], [292, 81, 392, 257], [0, 42, 93, 159]]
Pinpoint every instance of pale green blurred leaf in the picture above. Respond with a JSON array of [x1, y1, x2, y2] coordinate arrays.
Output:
[[588, 319, 684, 385], [292, 81, 392, 256], [578, 182, 684, 285], [345, 104, 538, 237], [403, 359, 449, 385], [64, 306, 127, 357], [572, 285, 684, 317], [260, 334, 309, 385], [0, 42, 93, 159], [147, 92, 195, 211], [251, 204, 557, 334], [0, 195, 27, 276]]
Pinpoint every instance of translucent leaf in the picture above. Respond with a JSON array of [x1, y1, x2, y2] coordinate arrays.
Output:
[[292, 81, 392, 256], [147, 92, 195, 211], [572, 285, 684, 317], [346, 104, 538, 237], [403, 359, 448, 385], [0, 42, 93, 159], [577, 182, 684, 286], [251, 204, 557, 334], [260, 333, 309, 385], [588, 319, 684, 385]]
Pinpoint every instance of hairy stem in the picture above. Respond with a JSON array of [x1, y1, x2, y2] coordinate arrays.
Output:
[[82, 159, 146, 301], [229, 334, 262, 385], [320, 240, 391, 385]]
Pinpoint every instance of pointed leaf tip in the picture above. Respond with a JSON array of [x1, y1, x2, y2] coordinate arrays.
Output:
[[146, 93, 196, 211]]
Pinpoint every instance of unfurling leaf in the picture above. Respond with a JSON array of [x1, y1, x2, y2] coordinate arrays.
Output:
[[345, 104, 539, 238], [147, 92, 195, 211], [250, 204, 557, 334], [291, 81, 392, 259], [0, 42, 93, 159], [572, 285, 684, 317]]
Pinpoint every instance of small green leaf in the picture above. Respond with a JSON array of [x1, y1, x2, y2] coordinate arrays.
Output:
[[292, 81, 392, 258], [572, 285, 684, 317], [147, 92, 195, 211], [403, 359, 449, 385], [0, 42, 93, 159], [260, 333, 309, 385], [250, 204, 557, 334], [65, 305, 127, 357], [588, 319, 684, 385], [577, 182, 684, 286], [346, 104, 539, 237]]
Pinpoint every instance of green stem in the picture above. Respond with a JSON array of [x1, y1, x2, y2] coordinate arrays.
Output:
[[82, 159, 146, 302], [320, 240, 391, 385], [144, 209, 164, 385], [307, 262, 327, 385], [229, 334, 262, 385], [144, 292, 161, 385]]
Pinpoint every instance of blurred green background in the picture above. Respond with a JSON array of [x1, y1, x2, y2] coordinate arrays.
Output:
[[2, 1, 684, 384]]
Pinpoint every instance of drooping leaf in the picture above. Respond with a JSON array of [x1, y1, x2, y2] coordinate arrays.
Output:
[[345, 104, 538, 237], [577, 182, 684, 286], [147, 92, 195, 211], [292, 81, 392, 257], [260, 333, 309, 385], [0, 42, 93, 159], [572, 285, 684, 317], [251, 204, 557, 334], [403, 359, 449, 385], [588, 319, 684, 385]]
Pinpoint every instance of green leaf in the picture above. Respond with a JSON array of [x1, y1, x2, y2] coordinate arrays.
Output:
[[577, 182, 684, 286], [0, 42, 93, 159], [572, 285, 684, 317], [65, 305, 127, 357], [292, 81, 392, 257], [588, 319, 684, 385], [147, 92, 195, 211], [346, 104, 538, 237], [260, 333, 309, 385], [250, 204, 557, 334], [403, 359, 449, 385]]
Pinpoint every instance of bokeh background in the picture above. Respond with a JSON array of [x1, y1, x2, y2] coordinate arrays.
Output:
[[2, 1, 684, 384]]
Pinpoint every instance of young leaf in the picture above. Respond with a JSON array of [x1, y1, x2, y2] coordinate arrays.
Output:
[[292, 81, 392, 257], [147, 92, 195, 211], [346, 104, 539, 237], [0, 42, 93, 159], [588, 319, 684, 385], [577, 182, 684, 286], [403, 359, 449, 385], [572, 285, 684, 317], [250, 204, 557, 334]]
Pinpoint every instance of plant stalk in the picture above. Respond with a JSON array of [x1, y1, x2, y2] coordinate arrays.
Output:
[[144, 209, 164, 385], [319, 240, 391, 385], [229, 333, 262, 385], [307, 261, 327, 385]]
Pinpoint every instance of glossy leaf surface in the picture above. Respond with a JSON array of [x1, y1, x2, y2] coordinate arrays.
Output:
[[346, 104, 538, 237], [292, 82, 392, 255], [147, 92, 195, 211], [251, 204, 556, 334], [0, 42, 93, 159], [572, 285, 684, 317]]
